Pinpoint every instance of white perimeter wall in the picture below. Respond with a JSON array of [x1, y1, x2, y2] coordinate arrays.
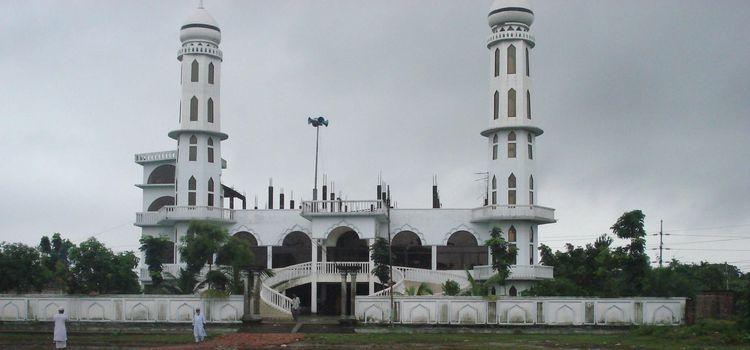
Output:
[[357, 296, 685, 326]]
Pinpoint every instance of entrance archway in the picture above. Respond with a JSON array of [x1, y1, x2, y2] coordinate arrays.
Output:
[[437, 231, 487, 270], [392, 231, 430, 269], [272, 231, 311, 268], [232, 231, 267, 268], [327, 228, 368, 262]]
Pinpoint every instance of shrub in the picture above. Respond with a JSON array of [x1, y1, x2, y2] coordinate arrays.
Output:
[[442, 280, 460, 296]]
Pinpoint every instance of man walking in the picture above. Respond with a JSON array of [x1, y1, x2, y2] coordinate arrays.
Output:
[[193, 308, 207, 343], [291, 294, 301, 321], [53, 307, 67, 349]]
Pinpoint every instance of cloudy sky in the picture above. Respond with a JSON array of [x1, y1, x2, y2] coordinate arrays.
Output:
[[1, 0, 749, 270]]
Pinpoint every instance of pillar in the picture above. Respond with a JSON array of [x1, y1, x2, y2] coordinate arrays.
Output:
[[266, 246, 272, 269], [488, 246, 493, 265], [340, 273, 348, 318], [350, 272, 357, 319], [311, 239, 318, 314], [368, 238, 375, 295], [431, 245, 437, 270], [252, 272, 261, 318], [242, 274, 251, 317]]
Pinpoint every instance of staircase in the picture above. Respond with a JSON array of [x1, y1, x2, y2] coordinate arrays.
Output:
[[260, 262, 470, 315]]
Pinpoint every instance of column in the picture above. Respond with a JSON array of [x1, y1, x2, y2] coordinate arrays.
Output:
[[340, 273, 348, 318], [311, 239, 318, 314], [266, 246, 272, 269], [368, 238, 375, 295], [431, 245, 437, 270], [349, 272, 357, 319]]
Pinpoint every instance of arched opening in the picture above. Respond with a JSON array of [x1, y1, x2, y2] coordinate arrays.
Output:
[[328, 229, 368, 262], [233, 231, 267, 268], [208, 62, 215, 84], [189, 96, 198, 121], [191, 59, 199, 82], [491, 175, 497, 205], [147, 164, 175, 184], [207, 98, 214, 123], [272, 231, 311, 268], [207, 138, 214, 163], [207, 178, 214, 207], [509, 286, 518, 296], [507, 131, 517, 158], [494, 48, 500, 77], [508, 173, 517, 205], [492, 134, 498, 160], [507, 44, 516, 74], [493, 91, 499, 120], [188, 176, 196, 206], [508, 89, 516, 118], [147, 196, 174, 212], [392, 231, 430, 269], [437, 231, 487, 270]]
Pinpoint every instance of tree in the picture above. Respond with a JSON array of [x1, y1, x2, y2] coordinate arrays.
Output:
[[179, 221, 229, 274], [610, 210, 649, 296], [68, 238, 140, 294], [462, 270, 488, 296], [139, 235, 173, 288], [485, 227, 517, 287], [38, 233, 74, 291], [370, 237, 390, 285], [216, 235, 255, 294], [0, 243, 47, 293]]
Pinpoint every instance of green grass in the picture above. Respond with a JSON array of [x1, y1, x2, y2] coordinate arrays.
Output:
[[0, 332, 194, 346]]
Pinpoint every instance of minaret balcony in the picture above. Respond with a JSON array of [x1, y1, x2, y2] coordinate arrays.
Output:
[[471, 204, 555, 224], [135, 205, 234, 227], [300, 200, 387, 221]]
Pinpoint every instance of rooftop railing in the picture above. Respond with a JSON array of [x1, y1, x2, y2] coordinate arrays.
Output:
[[134, 150, 177, 164]]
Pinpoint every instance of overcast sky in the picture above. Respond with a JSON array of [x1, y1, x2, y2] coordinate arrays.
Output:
[[1, 0, 749, 270]]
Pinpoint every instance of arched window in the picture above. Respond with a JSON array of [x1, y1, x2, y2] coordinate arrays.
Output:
[[207, 138, 214, 163], [508, 173, 517, 205], [437, 231, 487, 270], [507, 45, 516, 74], [509, 286, 518, 296], [491, 175, 497, 205], [529, 227, 535, 265], [507, 131, 517, 158], [508, 225, 517, 242], [525, 47, 530, 76], [208, 62, 215, 84], [529, 174, 535, 205], [189, 135, 197, 161], [190, 96, 198, 121], [392, 231, 430, 269], [492, 134, 498, 160], [273, 231, 312, 267], [494, 48, 500, 77], [188, 176, 197, 206], [493, 91, 499, 120], [526, 90, 531, 119], [207, 178, 214, 206], [508, 89, 516, 117], [191, 59, 199, 82], [207, 98, 214, 123], [527, 132, 533, 160], [147, 164, 175, 184]]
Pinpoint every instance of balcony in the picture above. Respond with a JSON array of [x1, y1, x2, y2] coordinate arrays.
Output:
[[134, 150, 177, 164], [471, 205, 555, 224], [135, 206, 234, 227], [472, 264, 554, 281], [300, 200, 387, 221]]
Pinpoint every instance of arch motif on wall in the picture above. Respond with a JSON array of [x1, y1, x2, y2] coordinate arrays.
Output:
[[230, 225, 263, 245], [1, 302, 20, 320], [652, 305, 675, 324], [362, 304, 385, 323], [321, 220, 362, 241], [391, 223, 426, 244], [507, 304, 527, 324], [604, 305, 626, 324], [147, 164, 175, 184], [175, 303, 194, 321], [408, 304, 431, 324], [129, 303, 149, 321], [148, 196, 175, 212], [86, 302, 105, 320], [44, 303, 60, 320], [219, 304, 238, 321], [554, 305, 576, 325], [440, 224, 479, 245], [456, 304, 479, 324]]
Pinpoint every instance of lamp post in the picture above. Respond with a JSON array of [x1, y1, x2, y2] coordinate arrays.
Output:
[[308, 116, 329, 200]]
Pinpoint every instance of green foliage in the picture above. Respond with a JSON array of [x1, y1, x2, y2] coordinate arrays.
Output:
[[462, 270, 488, 296], [179, 221, 229, 274], [633, 320, 750, 346], [485, 227, 516, 287], [0, 242, 47, 293], [68, 238, 140, 294], [610, 210, 649, 296], [369, 237, 390, 285], [199, 270, 230, 291], [404, 282, 433, 296], [38, 233, 74, 291], [216, 235, 255, 294], [139, 235, 172, 287], [441, 279, 461, 296]]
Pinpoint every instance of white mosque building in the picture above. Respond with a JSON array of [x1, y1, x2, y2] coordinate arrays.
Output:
[[134, 0, 555, 316]]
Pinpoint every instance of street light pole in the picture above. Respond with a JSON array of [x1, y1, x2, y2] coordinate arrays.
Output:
[[308, 116, 329, 201]]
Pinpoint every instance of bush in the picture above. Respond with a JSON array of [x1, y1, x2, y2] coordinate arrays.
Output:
[[442, 280, 460, 296]]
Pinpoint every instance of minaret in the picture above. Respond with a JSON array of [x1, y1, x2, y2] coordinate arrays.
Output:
[[481, 0, 553, 267], [170, 5, 227, 209]]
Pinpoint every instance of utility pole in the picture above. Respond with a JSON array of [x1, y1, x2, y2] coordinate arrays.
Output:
[[308, 117, 329, 200], [658, 219, 663, 268]]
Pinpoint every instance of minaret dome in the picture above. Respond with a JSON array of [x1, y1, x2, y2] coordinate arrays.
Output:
[[180, 7, 221, 44], [488, 0, 534, 27]]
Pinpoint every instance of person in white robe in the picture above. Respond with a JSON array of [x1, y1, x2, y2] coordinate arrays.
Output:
[[193, 308, 207, 343], [53, 307, 67, 349]]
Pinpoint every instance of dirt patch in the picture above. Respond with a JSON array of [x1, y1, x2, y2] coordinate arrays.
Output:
[[155, 333, 303, 349]]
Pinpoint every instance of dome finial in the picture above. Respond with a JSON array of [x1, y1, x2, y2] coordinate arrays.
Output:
[[198, 0, 204, 9]]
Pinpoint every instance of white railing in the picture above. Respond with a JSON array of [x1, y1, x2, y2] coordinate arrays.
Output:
[[471, 204, 555, 223], [260, 284, 293, 315], [139, 264, 210, 282], [136, 206, 234, 226], [399, 267, 470, 288], [135, 212, 161, 226], [134, 150, 177, 163], [371, 268, 406, 296], [472, 264, 554, 280], [301, 200, 386, 216], [317, 262, 370, 276]]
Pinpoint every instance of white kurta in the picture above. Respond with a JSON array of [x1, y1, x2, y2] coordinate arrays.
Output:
[[192, 314, 206, 338], [53, 313, 67, 346]]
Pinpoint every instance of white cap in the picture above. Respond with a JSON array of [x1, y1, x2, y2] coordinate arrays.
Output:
[[488, 0, 534, 27], [180, 7, 221, 44]]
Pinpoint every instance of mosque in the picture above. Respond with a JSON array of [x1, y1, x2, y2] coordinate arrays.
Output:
[[134, 0, 556, 316]]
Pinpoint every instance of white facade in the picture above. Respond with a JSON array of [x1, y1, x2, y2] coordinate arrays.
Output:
[[134, 1, 557, 315]]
